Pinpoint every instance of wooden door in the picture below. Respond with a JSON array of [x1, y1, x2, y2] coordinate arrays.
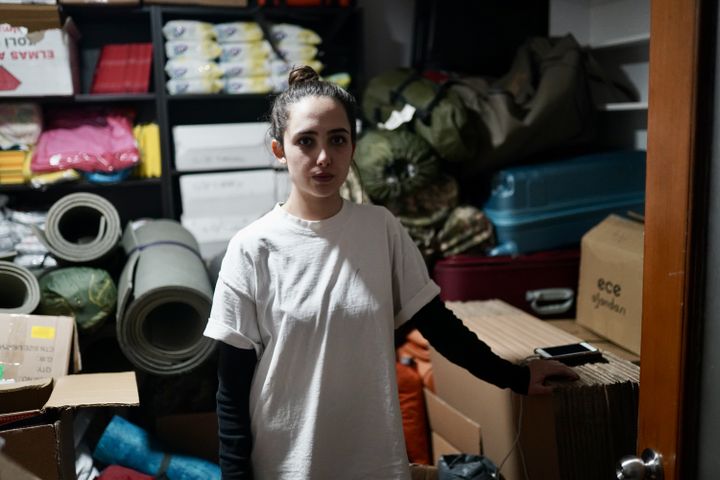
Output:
[[640, 0, 713, 478]]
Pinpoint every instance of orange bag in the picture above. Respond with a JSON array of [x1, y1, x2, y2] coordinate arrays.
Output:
[[396, 356, 431, 465]]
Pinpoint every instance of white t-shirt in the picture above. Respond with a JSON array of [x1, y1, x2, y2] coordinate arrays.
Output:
[[204, 199, 440, 480]]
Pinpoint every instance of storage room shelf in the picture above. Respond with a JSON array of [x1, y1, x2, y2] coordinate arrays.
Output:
[[0, 178, 161, 194], [598, 101, 649, 111], [74, 93, 156, 103], [172, 167, 281, 176], [167, 93, 275, 101], [590, 33, 650, 50]]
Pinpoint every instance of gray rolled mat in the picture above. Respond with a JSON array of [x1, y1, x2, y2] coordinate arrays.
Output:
[[117, 219, 215, 375], [0, 260, 40, 314], [35, 192, 121, 263]]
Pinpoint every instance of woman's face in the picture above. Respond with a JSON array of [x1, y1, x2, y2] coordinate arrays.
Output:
[[272, 95, 355, 204]]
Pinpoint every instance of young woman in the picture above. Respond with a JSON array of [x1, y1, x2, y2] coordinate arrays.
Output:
[[204, 65, 578, 480]]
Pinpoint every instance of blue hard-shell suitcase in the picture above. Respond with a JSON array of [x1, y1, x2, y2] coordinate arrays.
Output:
[[484, 150, 645, 255]]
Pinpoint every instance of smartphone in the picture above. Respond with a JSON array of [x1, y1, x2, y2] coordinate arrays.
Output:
[[534, 342, 603, 366]]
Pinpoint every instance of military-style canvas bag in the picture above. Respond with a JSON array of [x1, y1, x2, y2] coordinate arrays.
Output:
[[361, 69, 482, 163]]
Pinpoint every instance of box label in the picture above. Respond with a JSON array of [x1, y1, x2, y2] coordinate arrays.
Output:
[[31, 326, 56, 340], [591, 277, 628, 316]]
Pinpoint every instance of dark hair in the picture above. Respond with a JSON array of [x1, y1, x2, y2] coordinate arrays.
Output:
[[269, 65, 357, 145]]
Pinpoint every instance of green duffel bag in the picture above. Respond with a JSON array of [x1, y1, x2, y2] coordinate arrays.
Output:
[[38, 267, 117, 333], [354, 129, 440, 204], [361, 69, 482, 163]]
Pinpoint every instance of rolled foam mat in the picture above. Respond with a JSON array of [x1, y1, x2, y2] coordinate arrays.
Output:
[[35, 192, 122, 263], [0, 260, 40, 314], [93, 415, 220, 480], [116, 219, 215, 375]]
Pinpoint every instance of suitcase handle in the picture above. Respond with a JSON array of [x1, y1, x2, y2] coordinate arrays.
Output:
[[525, 288, 574, 316]]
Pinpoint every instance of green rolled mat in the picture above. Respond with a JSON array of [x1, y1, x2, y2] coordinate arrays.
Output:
[[0, 261, 40, 314], [37, 267, 117, 333], [354, 129, 440, 204], [34, 192, 122, 263], [116, 219, 215, 376]]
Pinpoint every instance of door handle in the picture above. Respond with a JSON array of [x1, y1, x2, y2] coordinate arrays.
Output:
[[616, 448, 663, 479]]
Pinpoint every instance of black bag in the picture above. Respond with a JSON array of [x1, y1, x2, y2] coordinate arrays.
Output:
[[438, 454, 499, 480]]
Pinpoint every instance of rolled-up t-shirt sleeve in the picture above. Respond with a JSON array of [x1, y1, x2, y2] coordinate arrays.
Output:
[[388, 211, 441, 329], [204, 275, 263, 357]]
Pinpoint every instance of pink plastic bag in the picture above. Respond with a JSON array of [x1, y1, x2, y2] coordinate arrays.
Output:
[[32, 107, 140, 173]]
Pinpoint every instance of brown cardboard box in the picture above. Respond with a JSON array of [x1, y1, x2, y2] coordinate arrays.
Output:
[[0, 449, 42, 480], [576, 214, 644, 355], [424, 389, 482, 457], [430, 432, 461, 464], [409, 463, 438, 480], [0, 372, 139, 480], [0, 314, 80, 382], [430, 300, 640, 480]]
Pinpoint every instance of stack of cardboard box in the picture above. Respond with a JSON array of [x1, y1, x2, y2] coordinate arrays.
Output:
[[427, 300, 640, 480]]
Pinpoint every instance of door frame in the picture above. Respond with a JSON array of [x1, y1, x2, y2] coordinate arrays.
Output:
[[640, 0, 715, 478]]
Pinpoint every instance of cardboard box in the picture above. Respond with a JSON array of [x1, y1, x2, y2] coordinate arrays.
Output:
[[0, 314, 80, 383], [424, 388, 482, 457], [430, 432, 460, 465], [0, 372, 139, 479], [0, 12, 79, 96], [430, 300, 640, 480], [409, 463, 438, 480], [173, 123, 275, 172], [0, 449, 42, 480], [576, 214, 644, 355], [179, 169, 285, 259]]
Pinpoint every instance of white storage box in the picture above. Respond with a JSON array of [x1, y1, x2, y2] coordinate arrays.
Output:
[[173, 122, 275, 171], [0, 19, 79, 96], [179, 169, 288, 259]]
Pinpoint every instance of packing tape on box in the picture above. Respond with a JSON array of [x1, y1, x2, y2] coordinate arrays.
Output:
[[34, 192, 121, 264], [116, 219, 215, 375], [0, 260, 40, 314]]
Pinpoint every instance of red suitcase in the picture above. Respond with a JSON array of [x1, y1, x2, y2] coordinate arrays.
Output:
[[433, 249, 580, 319]]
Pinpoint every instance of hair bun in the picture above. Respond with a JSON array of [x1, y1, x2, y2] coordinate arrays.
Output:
[[288, 65, 320, 86]]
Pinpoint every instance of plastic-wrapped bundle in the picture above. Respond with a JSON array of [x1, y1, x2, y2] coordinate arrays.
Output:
[[354, 129, 440, 204], [166, 78, 224, 95], [162, 20, 215, 41], [269, 24, 322, 45], [214, 21, 263, 43], [93, 416, 220, 480], [165, 40, 222, 60], [165, 59, 223, 80], [38, 267, 117, 333]]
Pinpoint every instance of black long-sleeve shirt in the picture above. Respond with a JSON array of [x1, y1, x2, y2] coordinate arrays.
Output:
[[216, 295, 530, 479]]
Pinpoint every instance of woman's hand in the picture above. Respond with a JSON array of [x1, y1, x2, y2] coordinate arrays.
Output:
[[526, 359, 580, 395]]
